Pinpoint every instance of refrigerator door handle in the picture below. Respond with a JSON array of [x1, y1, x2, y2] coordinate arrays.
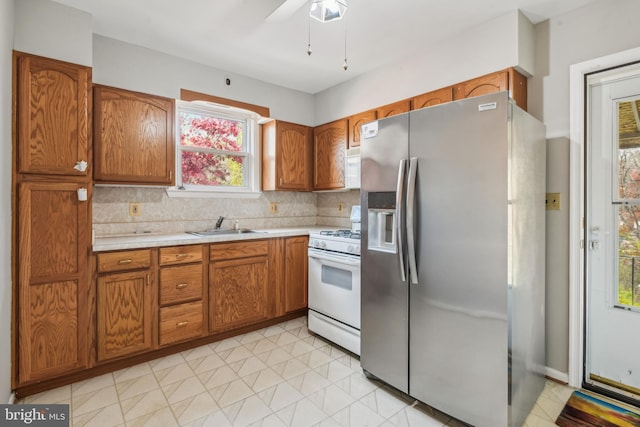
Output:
[[406, 157, 419, 284], [396, 159, 407, 282]]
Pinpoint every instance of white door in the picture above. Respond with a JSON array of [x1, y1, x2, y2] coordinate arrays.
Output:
[[586, 63, 640, 398]]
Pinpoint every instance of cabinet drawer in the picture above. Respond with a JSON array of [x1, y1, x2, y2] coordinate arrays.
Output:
[[210, 240, 268, 261], [159, 245, 202, 266], [97, 249, 151, 273], [159, 301, 203, 346], [159, 264, 203, 306]]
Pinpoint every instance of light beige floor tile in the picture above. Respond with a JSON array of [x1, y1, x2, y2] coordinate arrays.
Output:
[[187, 352, 227, 374], [199, 365, 241, 390], [113, 363, 153, 384], [230, 356, 269, 377], [116, 373, 160, 401], [223, 395, 274, 427], [335, 371, 380, 400], [276, 397, 328, 427], [524, 412, 559, 427], [359, 386, 413, 420], [272, 357, 311, 380], [288, 326, 312, 340], [388, 403, 449, 427], [240, 331, 266, 345], [162, 376, 206, 404], [314, 417, 344, 427], [257, 348, 295, 366], [243, 368, 286, 393], [125, 406, 178, 427], [210, 378, 255, 408], [120, 389, 169, 421], [285, 340, 316, 357], [268, 331, 299, 347], [297, 348, 334, 369], [258, 381, 304, 412], [72, 373, 115, 398], [181, 408, 232, 427], [181, 344, 215, 361], [309, 383, 356, 416], [245, 337, 279, 355], [313, 360, 355, 383], [287, 369, 332, 396], [154, 362, 196, 387], [148, 353, 186, 372], [247, 412, 288, 427], [219, 345, 255, 364], [282, 318, 306, 331], [73, 402, 124, 427], [73, 385, 119, 416], [261, 325, 286, 338], [22, 385, 71, 404], [171, 390, 220, 425], [210, 336, 243, 353], [302, 335, 333, 350], [534, 392, 566, 421]]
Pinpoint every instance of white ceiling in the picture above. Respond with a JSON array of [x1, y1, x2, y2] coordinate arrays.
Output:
[[51, 0, 598, 94]]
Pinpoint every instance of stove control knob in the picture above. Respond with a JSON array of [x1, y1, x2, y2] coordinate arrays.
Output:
[[355, 246, 361, 254], [319, 241, 327, 249], [309, 239, 316, 247], [347, 245, 355, 253]]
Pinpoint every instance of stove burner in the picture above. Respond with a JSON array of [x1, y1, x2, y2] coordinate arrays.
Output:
[[319, 230, 361, 239]]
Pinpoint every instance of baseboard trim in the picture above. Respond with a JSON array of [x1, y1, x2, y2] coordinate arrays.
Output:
[[8, 391, 15, 404], [545, 366, 569, 384]]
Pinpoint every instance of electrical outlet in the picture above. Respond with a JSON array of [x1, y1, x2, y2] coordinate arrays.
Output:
[[270, 202, 278, 214], [338, 202, 345, 212], [129, 202, 141, 217], [546, 193, 560, 210]]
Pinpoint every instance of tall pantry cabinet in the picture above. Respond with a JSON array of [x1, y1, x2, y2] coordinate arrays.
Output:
[[12, 52, 92, 385]]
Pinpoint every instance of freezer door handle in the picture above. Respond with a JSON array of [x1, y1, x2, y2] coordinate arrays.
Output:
[[396, 159, 407, 282], [407, 157, 419, 284]]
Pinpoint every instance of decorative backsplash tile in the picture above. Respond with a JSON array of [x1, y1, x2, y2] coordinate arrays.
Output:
[[92, 187, 360, 235]]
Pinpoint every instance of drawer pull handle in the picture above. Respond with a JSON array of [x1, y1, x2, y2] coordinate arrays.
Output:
[[118, 259, 133, 265], [177, 321, 189, 327], [176, 283, 189, 289], [176, 253, 189, 258]]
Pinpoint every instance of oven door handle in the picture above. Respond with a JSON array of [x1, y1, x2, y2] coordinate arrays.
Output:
[[308, 250, 360, 266]]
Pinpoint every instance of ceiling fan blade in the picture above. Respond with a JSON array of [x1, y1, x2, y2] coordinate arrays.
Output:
[[265, 0, 308, 22]]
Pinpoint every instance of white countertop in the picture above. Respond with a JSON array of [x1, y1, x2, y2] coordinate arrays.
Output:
[[93, 227, 335, 252]]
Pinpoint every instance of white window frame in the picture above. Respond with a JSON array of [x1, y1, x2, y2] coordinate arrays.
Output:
[[167, 100, 262, 198]]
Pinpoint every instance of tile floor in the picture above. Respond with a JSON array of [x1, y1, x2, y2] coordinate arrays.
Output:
[[19, 316, 574, 427]]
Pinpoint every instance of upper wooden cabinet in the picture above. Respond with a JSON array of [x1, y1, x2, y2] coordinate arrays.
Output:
[[94, 85, 175, 185], [314, 119, 347, 190], [15, 52, 91, 177], [453, 68, 527, 110], [377, 100, 410, 119], [411, 87, 453, 111], [17, 181, 90, 383], [347, 110, 376, 148], [262, 120, 313, 191]]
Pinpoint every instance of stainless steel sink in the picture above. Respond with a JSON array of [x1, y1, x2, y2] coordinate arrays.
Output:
[[187, 229, 259, 237]]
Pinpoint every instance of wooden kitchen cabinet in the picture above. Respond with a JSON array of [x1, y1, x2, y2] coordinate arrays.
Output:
[[209, 240, 271, 333], [158, 245, 205, 345], [376, 100, 410, 119], [313, 119, 347, 190], [283, 236, 308, 313], [453, 68, 527, 110], [94, 85, 175, 185], [262, 120, 313, 191], [15, 52, 91, 177], [96, 249, 155, 361], [17, 181, 90, 383], [411, 87, 453, 110], [347, 110, 376, 148]]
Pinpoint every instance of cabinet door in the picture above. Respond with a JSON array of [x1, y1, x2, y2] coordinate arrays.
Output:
[[209, 255, 269, 333], [94, 85, 174, 185], [313, 120, 347, 190], [284, 237, 308, 313], [376, 100, 410, 119], [347, 110, 376, 148], [18, 182, 89, 383], [17, 53, 90, 176], [453, 70, 508, 101], [277, 121, 313, 190], [97, 270, 154, 361], [411, 87, 453, 110]]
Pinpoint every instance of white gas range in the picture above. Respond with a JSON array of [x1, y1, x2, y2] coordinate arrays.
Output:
[[307, 229, 361, 355]]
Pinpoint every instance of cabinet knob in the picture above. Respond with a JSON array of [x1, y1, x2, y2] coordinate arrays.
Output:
[[177, 321, 189, 327], [117, 259, 133, 265], [175, 253, 188, 259], [176, 283, 189, 289], [74, 160, 88, 172]]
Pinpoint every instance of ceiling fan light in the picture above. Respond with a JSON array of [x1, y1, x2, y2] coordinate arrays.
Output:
[[309, 0, 347, 23]]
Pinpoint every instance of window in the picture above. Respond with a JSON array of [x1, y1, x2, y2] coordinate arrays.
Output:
[[171, 100, 261, 196]]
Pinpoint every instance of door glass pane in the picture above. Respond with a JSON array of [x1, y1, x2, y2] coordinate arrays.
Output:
[[616, 98, 640, 307], [321, 264, 352, 290]]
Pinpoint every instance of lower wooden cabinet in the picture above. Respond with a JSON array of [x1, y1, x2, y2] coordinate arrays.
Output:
[[159, 301, 204, 346], [97, 269, 154, 361], [209, 240, 270, 333], [284, 237, 308, 313]]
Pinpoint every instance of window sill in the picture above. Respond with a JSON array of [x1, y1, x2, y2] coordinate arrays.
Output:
[[165, 187, 262, 199]]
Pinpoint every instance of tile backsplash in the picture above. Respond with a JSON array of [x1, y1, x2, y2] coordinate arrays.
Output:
[[92, 187, 361, 235]]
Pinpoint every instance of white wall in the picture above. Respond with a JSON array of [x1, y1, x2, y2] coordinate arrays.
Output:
[[93, 36, 315, 126], [314, 10, 535, 124], [1, 0, 15, 403], [14, 0, 92, 66]]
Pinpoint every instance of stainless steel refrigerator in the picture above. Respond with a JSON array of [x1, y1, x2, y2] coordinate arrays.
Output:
[[360, 92, 546, 427]]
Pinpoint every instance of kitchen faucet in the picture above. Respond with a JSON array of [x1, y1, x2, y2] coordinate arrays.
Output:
[[215, 216, 224, 229]]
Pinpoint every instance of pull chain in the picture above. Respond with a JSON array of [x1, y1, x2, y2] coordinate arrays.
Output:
[[307, 15, 313, 56], [343, 18, 348, 71]]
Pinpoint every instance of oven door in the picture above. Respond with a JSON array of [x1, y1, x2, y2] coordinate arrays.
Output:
[[308, 248, 361, 328]]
